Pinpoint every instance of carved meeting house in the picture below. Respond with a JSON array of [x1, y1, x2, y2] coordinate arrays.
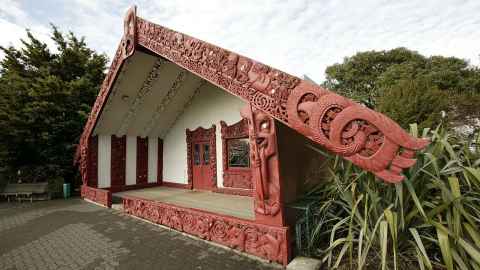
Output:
[[76, 7, 429, 266]]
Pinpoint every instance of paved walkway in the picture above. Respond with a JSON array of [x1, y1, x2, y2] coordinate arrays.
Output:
[[0, 199, 280, 270]]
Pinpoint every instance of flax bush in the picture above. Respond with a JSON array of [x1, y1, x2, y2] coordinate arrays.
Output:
[[308, 125, 480, 270]]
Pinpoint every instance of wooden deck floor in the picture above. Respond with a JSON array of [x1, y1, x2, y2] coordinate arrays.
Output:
[[113, 186, 255, 220]]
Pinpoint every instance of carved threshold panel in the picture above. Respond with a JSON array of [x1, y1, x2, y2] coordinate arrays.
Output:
[[220, 119, 253, 190]]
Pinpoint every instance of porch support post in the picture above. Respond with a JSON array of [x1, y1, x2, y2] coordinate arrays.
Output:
[[111, 135, 126, 188], [136, 137, 148, 185], [241, 104, 285, 227], [88, 136, 99, 188]]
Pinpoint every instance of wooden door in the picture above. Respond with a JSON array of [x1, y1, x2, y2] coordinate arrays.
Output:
[[192, 141, 213, 190]]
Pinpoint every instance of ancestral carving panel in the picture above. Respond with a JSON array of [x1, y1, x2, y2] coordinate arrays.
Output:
[[241, 105, 283, 226], [123, 196, 289, 265]]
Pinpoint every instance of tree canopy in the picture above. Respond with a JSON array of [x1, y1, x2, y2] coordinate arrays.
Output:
[[0, 26, 107, 184], [323, 47, 480, 129]]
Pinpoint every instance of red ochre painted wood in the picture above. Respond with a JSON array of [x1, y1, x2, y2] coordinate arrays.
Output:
[[87, 136, 98, 188], [122, 195, 290, 265], [81, 185, 111, 208], [136, 137, 148, 185], [111, 135, 126, 187], [157, 139, 163, 183], [77, 6, 429, 189]]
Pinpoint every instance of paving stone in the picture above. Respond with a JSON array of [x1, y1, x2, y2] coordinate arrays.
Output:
[[0, 198, 280, 270]]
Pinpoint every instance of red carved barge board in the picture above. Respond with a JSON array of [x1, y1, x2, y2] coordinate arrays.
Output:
[[122, 195, 289, 266]]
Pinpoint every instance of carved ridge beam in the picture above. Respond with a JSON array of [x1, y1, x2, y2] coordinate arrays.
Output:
[[142, 69, 188, 137], [134, 15, 429, 183], [116, 57, 167, 136]]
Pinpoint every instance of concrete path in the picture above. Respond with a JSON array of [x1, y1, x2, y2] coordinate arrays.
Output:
[[0, 199, 280, 270]]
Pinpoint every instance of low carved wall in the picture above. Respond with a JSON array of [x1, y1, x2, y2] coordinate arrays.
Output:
[[122, 195, 290, 265], [81, 185, 112, 208]]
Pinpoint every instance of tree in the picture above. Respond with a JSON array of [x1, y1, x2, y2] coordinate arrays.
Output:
[[323, 48, 480, 129], [377, 78, 449, 130], [0, 26, 107, 186]]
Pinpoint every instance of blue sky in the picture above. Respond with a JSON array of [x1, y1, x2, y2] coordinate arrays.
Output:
[[0, 0, 479, 82]]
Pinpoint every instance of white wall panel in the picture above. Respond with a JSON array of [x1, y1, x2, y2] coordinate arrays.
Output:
[[126, 136, 137, 185], [148, 137, 158, 183], [97, 135, 111, 188], [163, 85, 245, 185]]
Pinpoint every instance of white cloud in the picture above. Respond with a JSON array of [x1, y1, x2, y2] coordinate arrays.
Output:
[[1, 0, 479, 82]]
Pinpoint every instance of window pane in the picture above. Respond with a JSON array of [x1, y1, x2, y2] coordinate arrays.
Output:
[[228, 138, 250, 168], [203, 144, 210, 164], [194, 144, 200, 165]]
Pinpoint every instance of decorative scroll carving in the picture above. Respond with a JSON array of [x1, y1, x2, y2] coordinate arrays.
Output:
[[241, 105, 281, 218], [81, 185, 112, 208], [78, 9, 429, 186], [186, 125, 217, 188], [135, 16, 429, 183], [122, 196, 289, 265], [220, 120, 252, 190], [286, 82, 430, 182]]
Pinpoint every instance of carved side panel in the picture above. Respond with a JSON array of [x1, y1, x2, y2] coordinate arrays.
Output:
[[241, 105, 283, 226], [157, 139, 163, 183], [136, 17, 429, 183], [123, 196, 289, 265], [220, 120, 253, 190], [111, 135, 126, 187], [137, 137, 148, 185], [186, 125, 217, 188], [87, 136, 98, 188]]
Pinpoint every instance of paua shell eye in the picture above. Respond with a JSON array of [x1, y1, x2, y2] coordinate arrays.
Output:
[[260, 121, 269, 130]]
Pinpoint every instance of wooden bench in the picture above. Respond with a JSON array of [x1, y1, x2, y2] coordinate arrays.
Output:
[[0, 183, 49, 202]]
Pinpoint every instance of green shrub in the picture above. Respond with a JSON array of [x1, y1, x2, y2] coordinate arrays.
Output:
[[308, 125, 480, 270]]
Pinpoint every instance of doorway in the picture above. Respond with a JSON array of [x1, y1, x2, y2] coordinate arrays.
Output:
[[187, 125, 216, 191]]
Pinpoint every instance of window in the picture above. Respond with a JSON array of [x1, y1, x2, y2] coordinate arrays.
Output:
[[194, 144, 200, 165], [227, 138, 250, 168], [203, 144, 210, 165]]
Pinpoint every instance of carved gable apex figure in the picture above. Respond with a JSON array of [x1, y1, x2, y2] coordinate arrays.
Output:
[[77, 6, 429, 186]]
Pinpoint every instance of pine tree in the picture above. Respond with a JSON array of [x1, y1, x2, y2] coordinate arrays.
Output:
[[0, 26, 107, 188]]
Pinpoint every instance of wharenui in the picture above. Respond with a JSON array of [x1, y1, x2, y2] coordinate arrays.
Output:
[[75, 6, 428, 266]]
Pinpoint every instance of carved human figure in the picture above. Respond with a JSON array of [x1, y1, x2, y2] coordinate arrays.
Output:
[[241, 105, 280, 215]]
